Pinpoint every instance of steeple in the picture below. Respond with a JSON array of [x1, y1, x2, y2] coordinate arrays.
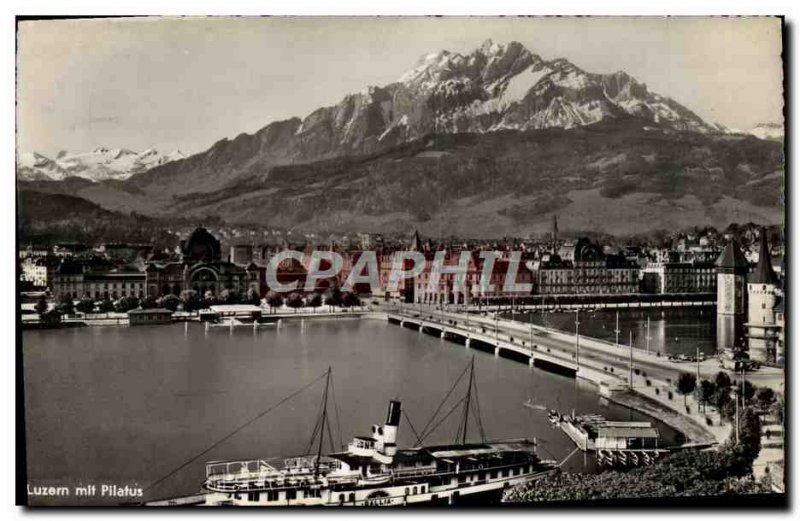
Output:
[[552, 214, 559, 254], [749, 228, 778, 285], [714, 239, 748, 273], [410, 230, 422, 252]]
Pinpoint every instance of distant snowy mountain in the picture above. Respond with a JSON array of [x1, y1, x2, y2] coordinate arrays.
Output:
[[749, 122, 783, 141], [17, 147, 185, 182], [127, 39, 718, 196]]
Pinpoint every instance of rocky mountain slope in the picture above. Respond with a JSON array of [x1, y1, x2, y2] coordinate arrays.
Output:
[[17, 147, 185, 182], [17, 40, 784, 237], [125, 40, 715, 196]]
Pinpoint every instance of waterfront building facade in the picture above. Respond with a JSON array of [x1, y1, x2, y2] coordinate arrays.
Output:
[[641, 255, 716, 294], [53, 262, 146, 300], [532, 238, 639, 296]]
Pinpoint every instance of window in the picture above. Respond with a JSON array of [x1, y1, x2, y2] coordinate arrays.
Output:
[[412, 487, 417, 495], [286, 490, 296, 500], [267, 490, 278, 501], [247, 492, 259, 502]]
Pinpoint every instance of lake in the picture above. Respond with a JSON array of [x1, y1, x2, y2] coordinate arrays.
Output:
[[504, 308, 716, 358], [22, 318, 680, 505]]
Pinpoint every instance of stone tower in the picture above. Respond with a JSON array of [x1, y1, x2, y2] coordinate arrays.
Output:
[[715, 239, 749, 355], [746, 228, 780, 363]]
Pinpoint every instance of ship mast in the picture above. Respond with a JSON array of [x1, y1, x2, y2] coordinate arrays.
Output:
[[314, 367, 332, 477], [458, 357, 477, 445]]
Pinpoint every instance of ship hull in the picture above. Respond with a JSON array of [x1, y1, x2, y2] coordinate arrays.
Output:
[[201, 467, 557, 506]]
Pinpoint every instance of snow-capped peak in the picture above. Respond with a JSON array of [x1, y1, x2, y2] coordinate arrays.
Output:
[[17, 147, 186, 182], [749, 122, 783, 141]]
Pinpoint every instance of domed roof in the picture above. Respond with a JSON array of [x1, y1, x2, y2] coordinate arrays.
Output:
[[183, 227, 221, 262]]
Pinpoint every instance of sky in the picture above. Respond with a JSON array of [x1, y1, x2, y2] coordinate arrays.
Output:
[[17, 16, 784, 157]]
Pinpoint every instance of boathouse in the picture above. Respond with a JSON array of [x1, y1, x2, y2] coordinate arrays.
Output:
[[128, 308, 174, 326]]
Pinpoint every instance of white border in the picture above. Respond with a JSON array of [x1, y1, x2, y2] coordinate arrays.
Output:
[[2, 2, 797, 521]]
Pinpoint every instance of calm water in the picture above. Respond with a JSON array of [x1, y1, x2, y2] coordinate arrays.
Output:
[[23, 319, 679, 505], [506, 308, 715, 358]]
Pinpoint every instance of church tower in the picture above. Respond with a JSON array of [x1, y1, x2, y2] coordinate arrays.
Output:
[[746, 228, 780, 363], [715, 239, 748, 355]]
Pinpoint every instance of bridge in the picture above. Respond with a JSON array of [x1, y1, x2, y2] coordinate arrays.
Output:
[[388, 310, 581, 376], [383, 304, 738, 391]]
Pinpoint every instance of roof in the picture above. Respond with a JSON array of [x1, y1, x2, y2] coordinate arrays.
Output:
[[128, 308, 173, 315], [714, 240, 749, 270], [209, 304, 262, 312], [749, 229, 778, 285], [597, 426, 659, 439]]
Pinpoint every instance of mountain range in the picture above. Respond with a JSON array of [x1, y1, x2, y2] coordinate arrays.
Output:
[[17, 40, 785, 237], [17, 147, 186, 182]]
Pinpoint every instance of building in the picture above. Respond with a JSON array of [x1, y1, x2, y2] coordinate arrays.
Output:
[[533, 238, 639, 296], [53, 261, 146, 300], [128, 308, 174, 326], [230, 244, 254, 267], [715, 239, 749, 355], [146, 228, 259, 297], [641, 254, 716, 294], [746, 229, 781, 364]]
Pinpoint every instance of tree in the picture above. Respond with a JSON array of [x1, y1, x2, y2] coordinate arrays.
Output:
[[114, 296, 140, 313], [341, 292, 361, 308], [675, 372, 697, 407], [97, 299, 115, 314], [720, 398, 737, 424], [734, 380, 756, 405], [714, 371, 733, 392], [755, 387, 776, 412], [245, 287, 261, 306], [159, 294, 181, 312], [734, 407, 762, 464], [34, 296, 49, 317], [308, 293, 323, 310], [286, 292, 304, 312], [180, 290, 203, 312], [266, 291, 284, 312], [55, 293, 75, 316], [76, 298, 95, 314], [696, 379, 716, 414], [324, 287, 342, 310], [140, 295, 159, 310], [714, 385, 733, 415], [40, 309, 62, 327], [218, 288, 239, 304]]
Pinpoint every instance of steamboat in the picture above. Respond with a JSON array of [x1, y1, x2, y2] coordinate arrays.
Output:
[[175, 359, 558, 506]]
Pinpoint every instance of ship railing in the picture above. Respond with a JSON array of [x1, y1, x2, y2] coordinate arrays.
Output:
[[205, 457, 341, 487], [391, 467, 438, 480]]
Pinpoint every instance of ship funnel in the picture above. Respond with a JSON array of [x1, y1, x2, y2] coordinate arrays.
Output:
[[382, 400, 401, 458], [386, 400, 402, 427]]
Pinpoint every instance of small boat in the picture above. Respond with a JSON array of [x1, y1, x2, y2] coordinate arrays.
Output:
[[547, 410, 561, 425]]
